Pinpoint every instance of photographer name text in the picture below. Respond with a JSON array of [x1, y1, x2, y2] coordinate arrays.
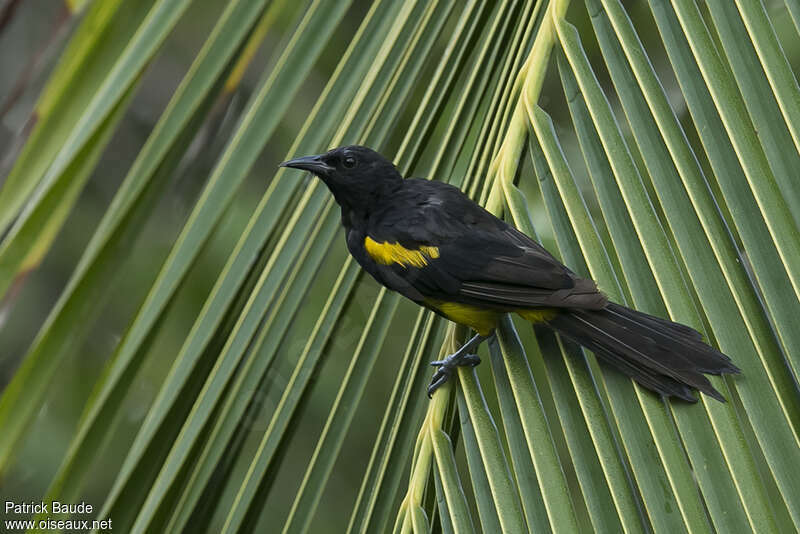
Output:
[[4, 501, 111, 531]]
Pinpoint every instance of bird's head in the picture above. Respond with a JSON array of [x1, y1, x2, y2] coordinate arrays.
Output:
[[280, 145, 403, 211]]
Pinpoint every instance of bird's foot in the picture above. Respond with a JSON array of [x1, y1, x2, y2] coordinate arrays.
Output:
[[427, 353, 481, 398]]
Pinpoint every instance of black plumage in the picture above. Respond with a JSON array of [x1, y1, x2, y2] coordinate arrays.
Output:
[[281, 145, 739, 401], [356, 177, 604, 311]]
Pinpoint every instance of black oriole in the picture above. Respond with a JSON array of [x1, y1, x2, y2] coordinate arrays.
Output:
[[281, 145, 739, 401]]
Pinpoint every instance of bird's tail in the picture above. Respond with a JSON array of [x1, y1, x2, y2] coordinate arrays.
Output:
[[546, 303, 740, 402]]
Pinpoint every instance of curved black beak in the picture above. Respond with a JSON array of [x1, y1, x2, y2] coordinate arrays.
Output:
[[279, 154, 333, 176]]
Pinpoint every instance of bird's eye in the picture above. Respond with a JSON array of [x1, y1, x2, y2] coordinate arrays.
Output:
[[343, 156, 357, 168]]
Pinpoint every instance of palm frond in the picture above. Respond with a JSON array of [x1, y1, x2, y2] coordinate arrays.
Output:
[[1, 0, 799, 532]]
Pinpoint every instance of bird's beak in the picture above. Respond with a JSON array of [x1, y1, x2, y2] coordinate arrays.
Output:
[[279, 154, 333, 176]]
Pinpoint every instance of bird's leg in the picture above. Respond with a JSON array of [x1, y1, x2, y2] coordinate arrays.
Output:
[[428, 333, 490, 397]]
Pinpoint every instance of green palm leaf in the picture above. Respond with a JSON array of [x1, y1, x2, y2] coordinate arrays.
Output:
[[2, 0, 799, 532]]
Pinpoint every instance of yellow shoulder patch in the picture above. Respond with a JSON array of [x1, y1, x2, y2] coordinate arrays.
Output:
[[364, 236, 440, 268]]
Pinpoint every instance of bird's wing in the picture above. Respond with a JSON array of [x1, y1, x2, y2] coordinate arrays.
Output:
[[365, 180, 606, 310]]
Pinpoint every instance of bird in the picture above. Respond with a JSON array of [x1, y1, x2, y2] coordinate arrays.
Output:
[[280, 145, 740, 401]]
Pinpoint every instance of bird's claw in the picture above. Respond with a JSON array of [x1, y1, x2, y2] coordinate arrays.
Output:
[[427, 353, 481, 398], [461, 354, 481, 367], [427, 368, 451, 398]]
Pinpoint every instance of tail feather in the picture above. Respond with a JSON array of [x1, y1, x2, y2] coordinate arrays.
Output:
[[604, 304, 737, 374], [605, 303, 702, 340], [602, 305, 738, 376], [589, 345, 699, 402], [547, 303, 739, 402]]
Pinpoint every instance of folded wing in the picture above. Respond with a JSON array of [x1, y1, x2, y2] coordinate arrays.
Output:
[[365, 180, 606, 311]]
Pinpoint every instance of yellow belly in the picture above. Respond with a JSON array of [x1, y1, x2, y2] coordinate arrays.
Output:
[[429, 301, 500, 336], [428, 301, 558, 336]]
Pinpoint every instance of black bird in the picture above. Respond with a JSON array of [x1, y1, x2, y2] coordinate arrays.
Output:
[[280, 145, 739, 401]]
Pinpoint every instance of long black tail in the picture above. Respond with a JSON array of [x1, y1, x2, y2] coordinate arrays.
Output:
[[547, 303, 740, 402]]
